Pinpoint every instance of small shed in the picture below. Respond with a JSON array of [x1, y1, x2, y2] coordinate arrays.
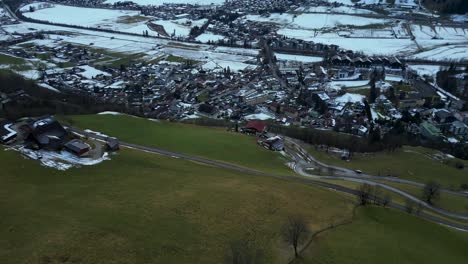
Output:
[[106, 137, 120, 151], [64, 139, 89, 156]]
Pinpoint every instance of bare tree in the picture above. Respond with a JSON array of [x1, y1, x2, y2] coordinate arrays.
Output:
[[382, 195, 391, 208], [282, 215, 310, 258], [357, 184, 373, 206], [405, 199, 415, 214], [422, 181, 441, 205], [371, 185, 383, 205]]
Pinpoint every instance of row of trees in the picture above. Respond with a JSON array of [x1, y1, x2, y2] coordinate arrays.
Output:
[[422, 0, 468, 14], [268, 124, 403, 154], [357, 180, 442, 211]]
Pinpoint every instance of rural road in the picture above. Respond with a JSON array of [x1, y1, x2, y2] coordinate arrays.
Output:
[[284, 137, 468, 198], [283, 138, 468, 221], [68, 127, 468, 232]]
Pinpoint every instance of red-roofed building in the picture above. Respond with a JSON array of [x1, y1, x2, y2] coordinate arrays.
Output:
[[242, 120, 266, 135]]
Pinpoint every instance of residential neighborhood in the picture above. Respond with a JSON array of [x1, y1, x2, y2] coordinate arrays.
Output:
[[1, 0, 468, 263]]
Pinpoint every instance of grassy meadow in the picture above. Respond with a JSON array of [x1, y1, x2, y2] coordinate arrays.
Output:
[[0, 147, 354, 263], [297, 207, 468, 264], [60, 114, 291, 175]]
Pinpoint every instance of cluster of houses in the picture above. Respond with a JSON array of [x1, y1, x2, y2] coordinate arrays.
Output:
[[3, 29, 467, 145], [0, 116, 119, 157], [241, 120, 284, 151], [1, 0, 466, 154], [330, 55, 403, 69]]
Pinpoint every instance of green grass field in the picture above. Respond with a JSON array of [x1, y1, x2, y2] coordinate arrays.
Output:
[[307, 145, 468, 189], [0, 54, 33, 71], [0, 147, 354, 263], [376, 181, 468, 215], [297, 207, 468, 264], [315, 178, 468, 225], [0, 53, 26, 65], [61, 114, 291, 175]]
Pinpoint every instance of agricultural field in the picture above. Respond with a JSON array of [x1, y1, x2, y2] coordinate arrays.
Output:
[[21, 3, 206, 39], [0, 146, 354, 263], [0, 53, 35, 73], [60, 113, 292, 175], [2, 137, 468, 263]]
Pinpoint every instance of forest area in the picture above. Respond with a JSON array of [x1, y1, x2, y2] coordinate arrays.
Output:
[[422, 0, 468, 14]]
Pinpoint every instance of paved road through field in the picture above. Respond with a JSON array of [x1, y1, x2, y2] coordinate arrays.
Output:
[[69, 126, 468, 231]]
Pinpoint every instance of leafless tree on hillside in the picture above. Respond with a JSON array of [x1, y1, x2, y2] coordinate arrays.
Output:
[[282, 215, 310, 258], [357, 184, 373, 206], [422, 181, 441, 205]]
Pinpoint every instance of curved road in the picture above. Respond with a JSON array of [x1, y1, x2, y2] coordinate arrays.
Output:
[[69, 127, 468, 231], [285, 137, 468, 198], [283, 138, 468, 221]]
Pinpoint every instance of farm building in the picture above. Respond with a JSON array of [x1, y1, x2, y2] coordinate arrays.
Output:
[[29, 116, 67, 150], [260, 136, 284, 151], [242, 120, 266, 134], [106, 137, 120, 151], [64, 139, 90, 156]]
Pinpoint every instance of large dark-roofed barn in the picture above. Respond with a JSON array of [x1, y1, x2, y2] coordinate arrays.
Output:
[[29, 116, 67, 150], [242, 120, 266, 135]]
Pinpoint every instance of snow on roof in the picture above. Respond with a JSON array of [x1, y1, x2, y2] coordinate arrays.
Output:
[[1, 123, 17, 141], [245, 113, 275, 121], [98, 111, 123, 115], [106, 80, 126, 89], [335, 93, 365, 104], [38, 83, 60, 93], [275, 53, 323, 63], [78, 65, 111, 79]]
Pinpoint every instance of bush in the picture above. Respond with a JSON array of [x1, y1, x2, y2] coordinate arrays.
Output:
[[455, 161, 465, 170]]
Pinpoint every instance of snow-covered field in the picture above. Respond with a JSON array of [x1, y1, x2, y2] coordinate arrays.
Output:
[[245, 13, 388, 30], [104, 0, 226, 5], [21, 3, 160, 36], [412, 44, 468, 62], [277, 24, 467, 57], [195, 32, 225, 43], [411, 25, 468, 41], [407, 64, 442, 78], [153, 18, 207, 38], [296, 5, 377, 15], [1, 22, 259, 70]]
